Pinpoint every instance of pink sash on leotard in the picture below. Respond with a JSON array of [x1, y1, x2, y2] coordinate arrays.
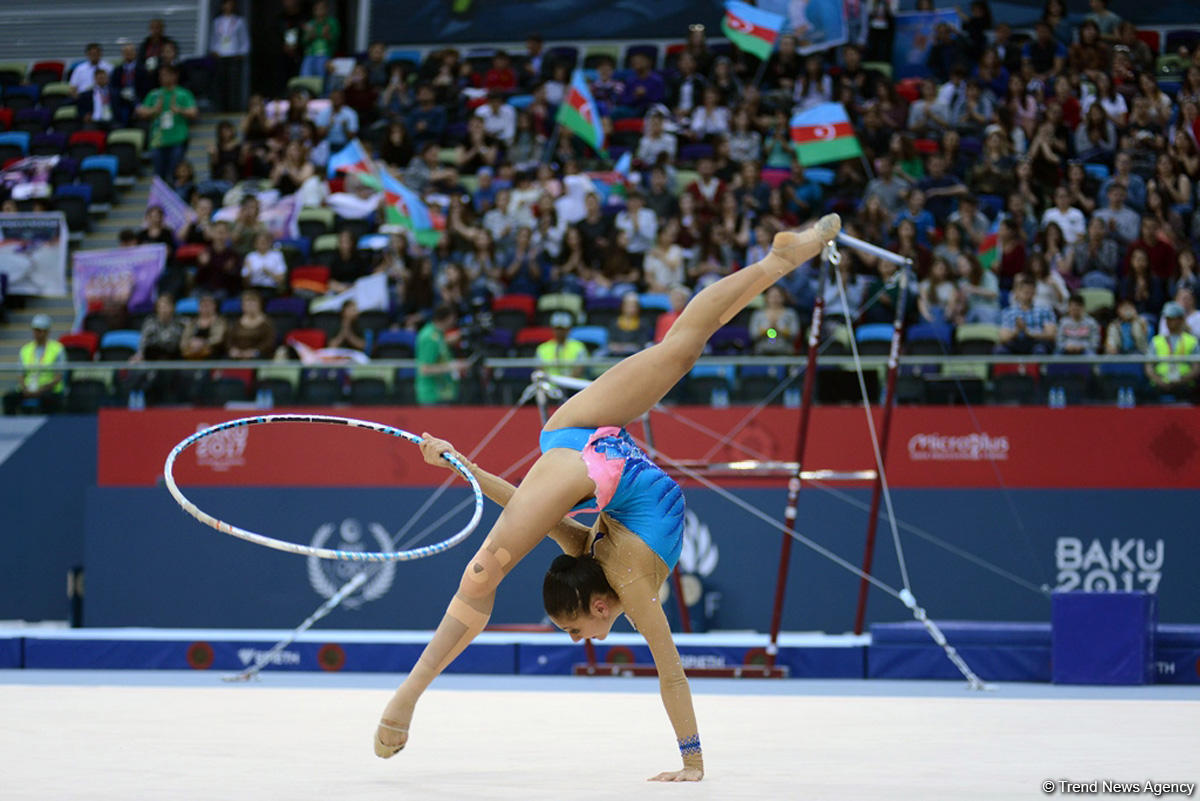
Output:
[[570, 426, 626, 515]]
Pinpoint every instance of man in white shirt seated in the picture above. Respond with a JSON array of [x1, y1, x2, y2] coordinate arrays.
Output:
[[69, 43, 114, 97], [614, 191, 658, 257], [1040, 185, 1087, 245], [635, 109, 677, 166], [475, 91, 516, 146]]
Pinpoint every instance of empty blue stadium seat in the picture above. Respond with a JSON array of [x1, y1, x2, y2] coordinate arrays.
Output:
[[0, 130, 31, 155], [855, 323, 894, 343], [639, 293, 671, 311], [99, 329, 141, 351], [80, 154, 118, 177], [805, 167, 836, 185], [906, 322, 953, 345], [569, 325, 608, 350]]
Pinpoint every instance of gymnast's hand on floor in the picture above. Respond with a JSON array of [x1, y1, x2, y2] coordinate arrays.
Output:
[[418, 433, 461, 470], [648, 767, 704, 782]]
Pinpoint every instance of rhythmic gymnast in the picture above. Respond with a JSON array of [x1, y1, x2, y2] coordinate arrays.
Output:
[[374, 213, 842, 781]]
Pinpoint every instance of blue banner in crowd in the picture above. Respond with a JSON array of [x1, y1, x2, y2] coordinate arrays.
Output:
[[892, 8, 959, 79], [760, 0, 849, 55]]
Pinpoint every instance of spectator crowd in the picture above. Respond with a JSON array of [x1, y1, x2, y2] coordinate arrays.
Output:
[[7, 0, 1200, 411]]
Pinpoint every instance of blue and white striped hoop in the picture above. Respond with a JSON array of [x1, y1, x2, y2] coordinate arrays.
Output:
[[163, 414, 484, 562]]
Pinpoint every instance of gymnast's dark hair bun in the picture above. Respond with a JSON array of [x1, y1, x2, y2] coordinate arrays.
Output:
[[543, 554, 615, 618]]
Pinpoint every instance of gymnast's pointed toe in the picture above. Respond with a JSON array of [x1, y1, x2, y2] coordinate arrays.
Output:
[[374, 720, 408, 758], [815, 213, 841, 243]]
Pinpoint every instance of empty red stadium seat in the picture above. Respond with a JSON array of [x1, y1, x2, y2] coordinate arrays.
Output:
[[59, 332, 99, 360], [67, 130, 106, 159], [286, 328, 327, 350], [30, 61, 65, 83], [1136, 29, 1160, 55], [290, 265, 330, 294], [514, 326, 555, 346], [895, 78, 922, 103], [492, 293, 536, 321], [174, 243, 206, 265]]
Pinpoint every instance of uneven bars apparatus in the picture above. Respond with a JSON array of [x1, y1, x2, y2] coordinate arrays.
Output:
[[764, 233, 913, 666]]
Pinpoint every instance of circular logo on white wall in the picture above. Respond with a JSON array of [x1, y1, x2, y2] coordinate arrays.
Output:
[[307, 518, 395, 608]]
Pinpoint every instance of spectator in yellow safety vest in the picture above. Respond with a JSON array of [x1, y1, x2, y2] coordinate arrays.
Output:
[[536, 311, 588, 379], [4, 314, 65, 415], [1145, 301, 1198, 398]]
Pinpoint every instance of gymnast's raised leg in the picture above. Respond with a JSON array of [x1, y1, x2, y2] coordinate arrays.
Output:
[[374, 215, 840, 757]]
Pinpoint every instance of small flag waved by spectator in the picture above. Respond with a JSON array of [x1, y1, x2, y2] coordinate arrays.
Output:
[[361, 168, 443, 247], [722, 1, 786, 62], [789, 102, 862, 166], [556, 70, 605, 155], [326, 139, 374, 179]]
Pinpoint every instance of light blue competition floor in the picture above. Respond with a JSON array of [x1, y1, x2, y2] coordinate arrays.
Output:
[[5, 669, 1200, 699]]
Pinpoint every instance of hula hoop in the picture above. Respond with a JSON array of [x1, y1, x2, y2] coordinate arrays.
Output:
[[163, 414, 484, 562]]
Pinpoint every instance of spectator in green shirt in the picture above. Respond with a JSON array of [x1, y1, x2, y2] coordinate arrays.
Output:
[[415, 304, 465, 405], [136, 64, 197, 180], [301, 0, 340, 80]]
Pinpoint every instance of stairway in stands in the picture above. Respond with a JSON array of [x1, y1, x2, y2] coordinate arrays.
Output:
[[1, 115, 226, 391]]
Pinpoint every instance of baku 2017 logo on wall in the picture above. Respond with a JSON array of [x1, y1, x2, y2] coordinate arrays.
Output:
[[194, 421, 248, 471], [308, 518, 396, 608]]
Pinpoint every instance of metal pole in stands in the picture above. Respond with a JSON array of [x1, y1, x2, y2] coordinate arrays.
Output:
[[765, 248, 828, 668], [853, 270, 910, 635], [751, 54, 770, 88], [543, 122, 563, 163]]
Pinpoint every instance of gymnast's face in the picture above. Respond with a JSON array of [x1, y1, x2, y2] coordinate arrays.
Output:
[[549, 595, 619, 643]]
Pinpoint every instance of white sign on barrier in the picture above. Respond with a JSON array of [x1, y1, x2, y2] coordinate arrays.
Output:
[[0, 212, 68, 297]]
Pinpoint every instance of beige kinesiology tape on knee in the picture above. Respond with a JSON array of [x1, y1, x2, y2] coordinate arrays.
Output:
[[483, 538, 512, 568], [461, 548, 505, 599]]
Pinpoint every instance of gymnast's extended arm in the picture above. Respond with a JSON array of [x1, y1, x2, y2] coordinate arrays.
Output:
[[619, 572, 704, 781], [417, 433, 589, 556]]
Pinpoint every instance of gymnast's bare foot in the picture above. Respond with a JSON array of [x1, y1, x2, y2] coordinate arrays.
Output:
[[374, 692, 415, 758], [771, 214, 841, 265]]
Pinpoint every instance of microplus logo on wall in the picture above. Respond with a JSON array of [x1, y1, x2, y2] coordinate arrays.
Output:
[[194, 422, 248, 471], [1055, 537, 1165, 593], [907, 432, 1010, 461]]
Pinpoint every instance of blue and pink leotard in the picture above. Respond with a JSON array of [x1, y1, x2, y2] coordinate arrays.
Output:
[[538, 426, 686, 570]]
